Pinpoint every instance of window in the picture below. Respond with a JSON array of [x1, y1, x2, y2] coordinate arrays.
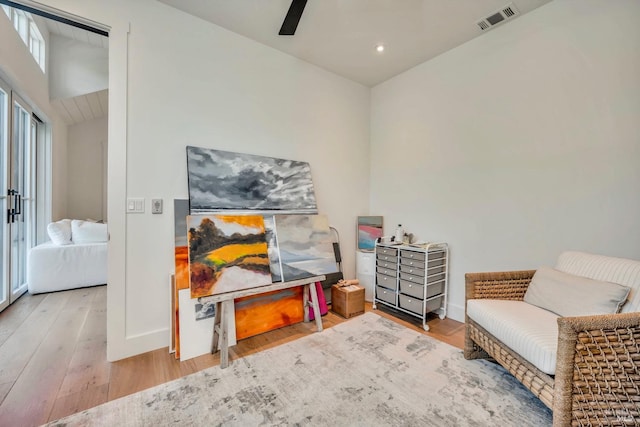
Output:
[[2, 6, 46, 72]]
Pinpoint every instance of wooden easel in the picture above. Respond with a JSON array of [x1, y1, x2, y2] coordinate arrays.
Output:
[[210, 275, 325, 368]]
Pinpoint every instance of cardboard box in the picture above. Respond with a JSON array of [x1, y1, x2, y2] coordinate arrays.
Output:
[[331, 284, 365, 319]]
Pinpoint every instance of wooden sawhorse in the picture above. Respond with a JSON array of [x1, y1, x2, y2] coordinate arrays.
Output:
[[211, 275, 326, 368]]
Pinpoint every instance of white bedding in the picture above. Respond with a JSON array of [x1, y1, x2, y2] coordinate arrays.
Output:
[[27, 241, 107, 294]]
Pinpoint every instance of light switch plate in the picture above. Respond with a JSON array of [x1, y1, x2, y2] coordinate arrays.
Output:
[[151, 199, 163, 214], [126, 198, 145, 213]]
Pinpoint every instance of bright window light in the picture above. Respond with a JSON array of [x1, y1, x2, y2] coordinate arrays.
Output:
[[2, 6, 46, 72]]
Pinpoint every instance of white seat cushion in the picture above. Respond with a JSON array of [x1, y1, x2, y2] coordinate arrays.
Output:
[[467, 299, 559, 375], [556, 251, 640, 312]]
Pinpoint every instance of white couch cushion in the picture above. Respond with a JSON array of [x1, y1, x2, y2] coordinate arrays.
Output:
[[524, 266, 630, 317], [467, 299, 559, 375], [47, 219, 72, 245], [556, 251, 640, 313], [71, 220, 108, 243]]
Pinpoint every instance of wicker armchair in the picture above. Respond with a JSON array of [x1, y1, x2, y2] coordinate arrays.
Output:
[[465, 270, 640, 427]]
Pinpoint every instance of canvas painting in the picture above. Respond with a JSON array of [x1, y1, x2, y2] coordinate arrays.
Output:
[[274, 214, 339, 281], [263, 215, 282, 282], [178, 289, 237, 361], [174, 200, 191, 291], [357, 216, 384, 251], [234, 287, 304, 340], [186, 146, 317, 213], [187, 215, 272, 297]]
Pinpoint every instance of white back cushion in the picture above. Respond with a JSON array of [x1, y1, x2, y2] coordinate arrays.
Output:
[[556, 251, 640, 313], [47, 219, 72, 245], [524, 266, 630, 316], [71, 220, 108, 243]]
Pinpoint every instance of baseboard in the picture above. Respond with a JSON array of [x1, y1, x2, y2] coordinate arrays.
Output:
[[446, 302, 465, 323], [107, 328, 169, 362]]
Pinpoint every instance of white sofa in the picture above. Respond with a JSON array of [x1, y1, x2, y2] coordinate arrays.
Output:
[[465, 251, 640, 427], [27, 219, 108, 294]]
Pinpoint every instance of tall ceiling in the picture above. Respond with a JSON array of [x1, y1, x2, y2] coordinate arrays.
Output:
[[44, 16, 108, 125], [157, 0, 552, 87]]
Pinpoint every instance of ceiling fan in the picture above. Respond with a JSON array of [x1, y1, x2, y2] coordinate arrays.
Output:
[[279, 0, 307, 35]]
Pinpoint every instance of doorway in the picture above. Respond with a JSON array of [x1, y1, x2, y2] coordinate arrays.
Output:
[[0, 1, 109, 314]]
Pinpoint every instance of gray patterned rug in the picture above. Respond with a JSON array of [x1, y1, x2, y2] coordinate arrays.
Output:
[[47, 312, 551, 426]]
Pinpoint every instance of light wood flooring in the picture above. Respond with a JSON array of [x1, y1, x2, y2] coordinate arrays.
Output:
[[0, 285, 464, 426]]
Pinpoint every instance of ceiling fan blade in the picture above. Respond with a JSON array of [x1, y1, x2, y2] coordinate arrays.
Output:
[[279, 0, 307, 36]]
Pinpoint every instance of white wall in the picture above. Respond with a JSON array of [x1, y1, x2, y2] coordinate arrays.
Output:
[[48, 34, 108, 100], [67, 116, 107, 221], [371, 0, 640, 321], [37, 0, 371, 360]]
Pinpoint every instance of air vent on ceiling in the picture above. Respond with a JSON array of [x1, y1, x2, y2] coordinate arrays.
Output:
[[477, 2, 520, 31]]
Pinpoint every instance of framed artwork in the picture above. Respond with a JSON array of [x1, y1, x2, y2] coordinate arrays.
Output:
[[186, 146, 317, 213], [357, 216, 384, 251], [274, 214, 339, 281], [187, 214, 272, 297]]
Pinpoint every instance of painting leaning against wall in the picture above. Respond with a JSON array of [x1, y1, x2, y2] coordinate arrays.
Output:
[[186, 146, 317, 213], [275, 214, 339, 282], [187, 214, 272, 297]]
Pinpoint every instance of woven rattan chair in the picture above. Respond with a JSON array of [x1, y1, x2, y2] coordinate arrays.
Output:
[[464, 267, 640, 427]]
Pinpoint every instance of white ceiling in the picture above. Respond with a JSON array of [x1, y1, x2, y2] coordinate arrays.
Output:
[[157, 0, 552, 87]]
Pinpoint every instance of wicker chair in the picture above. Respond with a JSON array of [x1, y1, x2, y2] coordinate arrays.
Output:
[[465, 267, 640, 427]]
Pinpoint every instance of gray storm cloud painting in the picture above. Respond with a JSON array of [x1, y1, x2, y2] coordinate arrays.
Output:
[[186, 146, 318, 213]]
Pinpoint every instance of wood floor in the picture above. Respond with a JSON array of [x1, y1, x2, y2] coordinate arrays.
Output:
[[0, 285, 465, 426]]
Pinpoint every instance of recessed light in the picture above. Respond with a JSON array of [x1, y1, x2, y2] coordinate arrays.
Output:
[[375, 44, 385, 53]]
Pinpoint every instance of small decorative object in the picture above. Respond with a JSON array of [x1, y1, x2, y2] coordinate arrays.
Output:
[[331, 279, 365, 318], [394, 224, 404, 243]]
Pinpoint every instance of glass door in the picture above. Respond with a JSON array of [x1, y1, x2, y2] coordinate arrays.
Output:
[[0, 80, 8, 312], [0, 84, 35, 312], [8, 94, 33, 303]]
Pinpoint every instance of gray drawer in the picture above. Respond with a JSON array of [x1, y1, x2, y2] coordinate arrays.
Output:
[[399, 257, 425, 269], [376, 286, 396, 305], [399, 280, 424, 299], [399, 280, 445, 299], [377, 246, 398, 256], [426, 258, 446, 270], [399, 264, 425, 277], [426, 265, 446, 276], [400, 250, 426, 261], [399, 272, 423, 284], [398, 294, 443, 315], [376, 266, 396, 277], [376, 254, 398, 264], [426, 273, 446, 283], [377, 259, 396, 270], [427, 251, 447, 262], [398, 294, 423, 315], [376, 273, 397, 289]]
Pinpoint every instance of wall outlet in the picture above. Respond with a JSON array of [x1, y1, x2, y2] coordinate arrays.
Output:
[[151, 198, 163, 214]]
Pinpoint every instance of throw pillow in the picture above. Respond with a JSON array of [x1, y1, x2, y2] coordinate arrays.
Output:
[[71, 220, 108, 243], [47, 219, 72, 245], [524, 266, 630, 317]]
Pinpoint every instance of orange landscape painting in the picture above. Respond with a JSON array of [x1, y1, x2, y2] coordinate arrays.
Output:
[[188, 215, 272, 298], [234, 287, 304, 340], [175, 246, 190, 290]]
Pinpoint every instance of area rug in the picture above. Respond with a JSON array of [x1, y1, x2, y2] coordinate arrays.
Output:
[[47, 312, 552, 426]]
